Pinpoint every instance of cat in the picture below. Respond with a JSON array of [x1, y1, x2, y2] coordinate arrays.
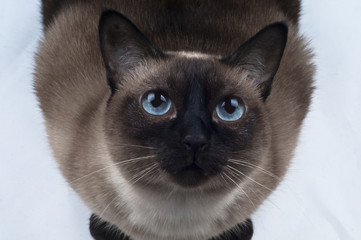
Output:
[[35, 0, 314, 239]]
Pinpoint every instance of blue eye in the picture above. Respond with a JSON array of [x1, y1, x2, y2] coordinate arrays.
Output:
[[142, 91, 172, 116], [216, 98, 245, 121]]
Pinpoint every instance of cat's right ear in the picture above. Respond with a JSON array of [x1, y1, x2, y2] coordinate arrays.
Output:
[[99, 10, 165, 91]]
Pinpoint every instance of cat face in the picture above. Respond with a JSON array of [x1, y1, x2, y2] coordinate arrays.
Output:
[[100, 11, 287, 190]]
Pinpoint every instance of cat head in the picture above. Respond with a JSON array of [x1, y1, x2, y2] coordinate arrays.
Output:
[[99, 10, 287, 190]]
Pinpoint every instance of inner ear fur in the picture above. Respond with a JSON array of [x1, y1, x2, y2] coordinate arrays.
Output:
[[220, 23, 288, 101], [99, 10, 165, 91]]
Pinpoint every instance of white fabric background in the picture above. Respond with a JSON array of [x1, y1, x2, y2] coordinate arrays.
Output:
[[1, 0, 360, 239]]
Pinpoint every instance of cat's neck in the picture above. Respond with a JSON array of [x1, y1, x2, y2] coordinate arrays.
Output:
[[90, 214, 254, 240]]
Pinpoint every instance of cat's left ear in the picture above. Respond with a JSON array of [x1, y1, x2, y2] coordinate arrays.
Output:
[[221, 23, 288, 101], [99, 10, 165, 90]]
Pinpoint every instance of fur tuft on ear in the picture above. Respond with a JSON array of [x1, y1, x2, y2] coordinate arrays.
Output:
[[99, 10, 165, 91], [220, 23, 288, 101]]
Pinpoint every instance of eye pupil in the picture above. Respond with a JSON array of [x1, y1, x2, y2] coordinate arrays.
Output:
[[149, 92, 165, 108], [223, 98, 238, 114]]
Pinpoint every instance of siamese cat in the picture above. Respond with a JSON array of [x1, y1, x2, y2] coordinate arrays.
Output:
[[35, 0, 314, 239]]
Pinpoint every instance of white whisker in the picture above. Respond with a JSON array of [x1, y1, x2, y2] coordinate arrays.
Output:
[[99, 196, 119, 219], [129, 163, 157, 185], [118, 144, 156, 149], [70, 155, 156, 184], [228, 159, 280, 179], [132, 164, 158, 185], [226, 165, 273, 192], [221, 172, 255, 208]]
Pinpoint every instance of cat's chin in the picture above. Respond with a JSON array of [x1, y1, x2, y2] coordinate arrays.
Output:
[[167, 164, 212, 188]]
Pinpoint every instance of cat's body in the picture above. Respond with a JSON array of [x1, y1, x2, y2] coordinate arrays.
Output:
[[35, 1, 314, 239]]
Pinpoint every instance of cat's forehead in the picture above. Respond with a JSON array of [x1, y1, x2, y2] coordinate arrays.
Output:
[[123, 55, 258, 102], [166, 51, 218, 59]]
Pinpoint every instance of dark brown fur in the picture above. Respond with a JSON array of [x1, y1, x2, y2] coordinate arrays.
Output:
[[41, 0, 301, 29], [35, 1, 314, 240]]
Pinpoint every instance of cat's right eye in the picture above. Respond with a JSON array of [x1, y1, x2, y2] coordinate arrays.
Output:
[[141, 91, 172, 116]]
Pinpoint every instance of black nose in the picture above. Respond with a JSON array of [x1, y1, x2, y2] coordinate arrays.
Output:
[[183, 134, 208, 153]]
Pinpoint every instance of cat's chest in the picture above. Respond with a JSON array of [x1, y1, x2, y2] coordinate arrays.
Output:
[[125, 189, 237, 239]]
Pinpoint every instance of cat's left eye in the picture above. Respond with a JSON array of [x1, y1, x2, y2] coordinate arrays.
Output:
[[215, 97, 245, 122], [141, 91, 172, 116]]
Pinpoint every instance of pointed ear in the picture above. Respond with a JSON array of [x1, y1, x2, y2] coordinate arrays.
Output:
[[220, 23, 288, 101], [99, 10, 165, 91]]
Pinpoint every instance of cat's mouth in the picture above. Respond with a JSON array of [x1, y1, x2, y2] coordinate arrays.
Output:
[[167, 163, 211, 188], [182, 163, 203, 172]]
